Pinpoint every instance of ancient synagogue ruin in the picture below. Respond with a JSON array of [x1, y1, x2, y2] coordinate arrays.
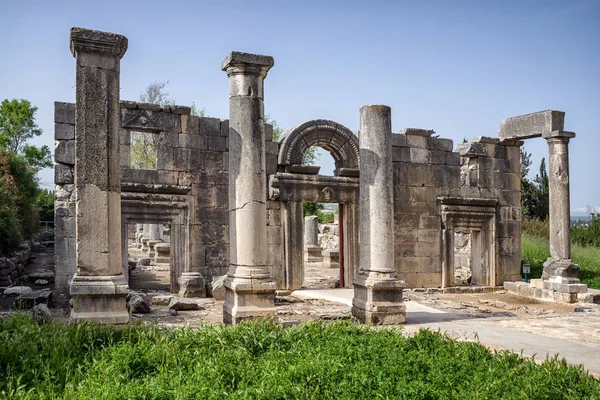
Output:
[[53, 27, 594, 325]]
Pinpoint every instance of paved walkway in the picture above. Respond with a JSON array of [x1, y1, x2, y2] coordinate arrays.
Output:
[[292, 289, 600, 376]]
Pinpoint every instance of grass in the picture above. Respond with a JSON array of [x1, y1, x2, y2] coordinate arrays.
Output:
[[522, 232, 600, 289], [0, 315, 599, 399]]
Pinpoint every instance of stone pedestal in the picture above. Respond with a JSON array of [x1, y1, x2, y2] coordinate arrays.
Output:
[[222, 52, 277, 324], [68, 27, 129, 323], [154, 242, 170, 263], [178, 272, 206, 298], [305, 245, 323, 262], [139, 223, 150, 250], [352, 105, 406, 325], [147, 239, 162, 258], [323, 249, 340, 269], [541, 132, 586, 294]]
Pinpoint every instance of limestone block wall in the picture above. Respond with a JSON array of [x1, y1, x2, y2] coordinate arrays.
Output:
[[54, 102, 77, 294], [392, 130, 461, 288], [457, 137, 522, 283], [55, 100, 281, 294]]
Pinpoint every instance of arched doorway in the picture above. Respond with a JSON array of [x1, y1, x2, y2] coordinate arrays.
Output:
[[269, 120, 360, 290]]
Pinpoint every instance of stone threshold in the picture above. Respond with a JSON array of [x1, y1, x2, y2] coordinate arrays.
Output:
[[504, 280, 600, 304], [408, 286, 505, 294]]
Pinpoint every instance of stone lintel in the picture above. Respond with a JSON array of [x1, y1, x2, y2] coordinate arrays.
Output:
[[542, 130, 576, 140], [472, 136, 500, 144], [498, 138, 525, 147], [221, 51, 274, 73], [498, 110, 565, 140], [70, 27, 128, 59], [456, 141, 487, 157], [399, 128, 435, 137], [287, 164, 320, 174], [438, 196, 498, 207]]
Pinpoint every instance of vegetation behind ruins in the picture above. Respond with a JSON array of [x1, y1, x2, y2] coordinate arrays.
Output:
[[0, 315, 598, 399], [522, 232, 600, 289], [0, 99, 52, 255]]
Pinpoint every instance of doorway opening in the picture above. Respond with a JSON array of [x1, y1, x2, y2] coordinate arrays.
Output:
[[127, 222, 171, 292]]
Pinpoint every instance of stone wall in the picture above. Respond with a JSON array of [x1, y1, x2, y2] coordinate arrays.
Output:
[[457, 136, 523, 283], [392, 129, 461, 287], [55, 100, 280, 295], [0, 245, 32, 287]]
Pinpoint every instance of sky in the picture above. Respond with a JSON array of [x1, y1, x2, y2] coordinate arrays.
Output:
[[1, 0, 598, 215]]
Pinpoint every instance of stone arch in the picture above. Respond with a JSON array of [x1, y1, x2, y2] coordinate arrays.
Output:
[[277, 119, 359, 174]]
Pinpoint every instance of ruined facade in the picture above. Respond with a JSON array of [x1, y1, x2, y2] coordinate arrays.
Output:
[[53, 27, 588, 325]]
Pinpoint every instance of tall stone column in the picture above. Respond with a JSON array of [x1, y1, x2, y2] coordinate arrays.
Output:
[[222, 52, 277, 324], [542, 131, 586, 293], [352, 105, 406, 325], [69, 27, 129, 323]]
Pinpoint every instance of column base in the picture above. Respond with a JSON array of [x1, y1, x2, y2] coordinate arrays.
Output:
[[223, 276, 277, 325], [305, 245, 323, 262], [140, 238, 150, 252], [542, 258, 586, 293], [178, 272, 206, 298], [70, 274, 129, 324], [352, 272, 406, 325], [147, 239, 162, 258]]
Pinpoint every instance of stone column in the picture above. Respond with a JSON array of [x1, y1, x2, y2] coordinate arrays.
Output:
[[140, 223, 150, 251], [352, 105, 406, 325], [304, 215, 322, 262], [222, 51, 277, 324], [69, 27, 129, 323], [541, 131, 586, 294]]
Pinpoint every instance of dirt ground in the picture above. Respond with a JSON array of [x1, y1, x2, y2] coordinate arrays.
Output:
[[1, 241, 597, 328]]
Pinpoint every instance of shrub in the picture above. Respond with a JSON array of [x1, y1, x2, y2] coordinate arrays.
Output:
[[571, 213, 600, 248], [522, 217, 549, 238], [0, 316, 599, 399]]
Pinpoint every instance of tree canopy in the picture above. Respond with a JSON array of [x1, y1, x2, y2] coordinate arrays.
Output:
[[0, 99, 51, 169]]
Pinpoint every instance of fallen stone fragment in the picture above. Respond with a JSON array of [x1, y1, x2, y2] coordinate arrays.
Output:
[[126, 292, 151, 314], [3, 286, 33, 297], [151, 294, 174, 306], [32, 304, 52, 323], [17, 288, 52, 308], [211, 275, 227, 300], [35, 279, 49, 286], [168, 297, 211, 311]]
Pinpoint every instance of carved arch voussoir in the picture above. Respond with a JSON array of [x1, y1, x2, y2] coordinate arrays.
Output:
[[277, 119, 359, 171]]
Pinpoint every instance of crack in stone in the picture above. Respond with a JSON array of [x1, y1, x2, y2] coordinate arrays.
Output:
[[232, 200, 265, 211]]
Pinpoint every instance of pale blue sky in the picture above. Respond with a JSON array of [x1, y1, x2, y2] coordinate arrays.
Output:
[[1, 0, 598, 214]]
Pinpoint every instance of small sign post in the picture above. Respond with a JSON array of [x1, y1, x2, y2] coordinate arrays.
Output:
[[522, 264, 531, 283]]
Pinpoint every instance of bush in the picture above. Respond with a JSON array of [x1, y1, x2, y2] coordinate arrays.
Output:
[[522, 217, 549, 238], [522, 232, 600, 289], [0, 149, 40, 254], [1, 316, 599, 399], [571, 214, 600, 248]]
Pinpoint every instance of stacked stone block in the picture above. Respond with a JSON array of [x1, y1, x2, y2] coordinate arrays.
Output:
[[54, 102, 77, 294], [457, 136, 523, 283], [392, 129, 461, 288]]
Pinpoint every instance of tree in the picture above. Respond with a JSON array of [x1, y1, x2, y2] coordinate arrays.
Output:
[[0, 99, 51, 169], [521, 147, 550, 221]]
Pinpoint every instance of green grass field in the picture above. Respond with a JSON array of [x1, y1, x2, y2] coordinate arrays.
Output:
[[522, 233, 600, 289], [0, 315, 598, 399]]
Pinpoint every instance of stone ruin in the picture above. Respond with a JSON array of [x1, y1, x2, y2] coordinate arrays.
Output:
[[52, 27, 593, 325]]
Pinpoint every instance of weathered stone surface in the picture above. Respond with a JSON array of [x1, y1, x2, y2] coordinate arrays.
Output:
[[178, 273, 206, 298], [3, 286, 33, 297], [55, 140, 75, 165], [304, 216, 319, 245], [55, 123, 75, 140], [32, 304, 52, 323], [168, 297, 209, 311], [17, 288, 52, 308], [499, 110, 565, 140], [211, 274, 227, 300], [55, 163, 74, 184], [34, 279, 49, 286], [126, 292, 151, 313]]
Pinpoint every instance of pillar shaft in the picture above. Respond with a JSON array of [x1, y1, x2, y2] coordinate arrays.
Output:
[[541, 131, 586, 293], [222, 52, 276, 324], [352, 105, 405, 325], [547, 137, 571, 260], [358, 105, 395, 274], [69, 27, 129, 323]]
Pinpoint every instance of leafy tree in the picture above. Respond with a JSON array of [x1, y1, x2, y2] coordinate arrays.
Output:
[[0, 99, 51, 169], [521, 147, 550, 221]]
